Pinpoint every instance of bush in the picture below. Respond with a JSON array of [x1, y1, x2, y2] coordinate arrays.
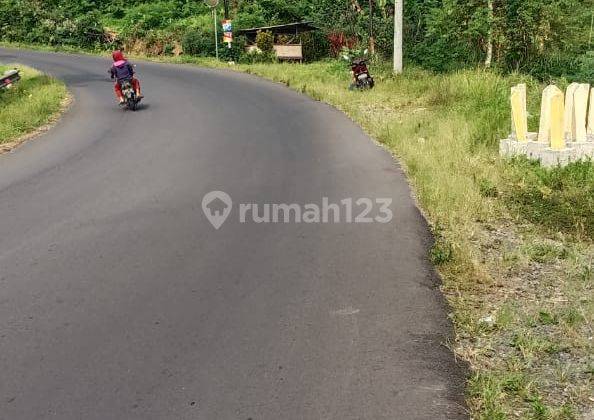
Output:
[[255, 30, 274, 53], [163, 43, 175, 56], [240, 50, 277, 64], [220, 35, 246, 62], [73, 12, 105, 48], [575, 52, 594, 84], [233, 4, 267, 30], [301, 31, 329, 62], [0, 1, 107, 49], [118, 1, 191, 39], [182, 29, 215, 57], [327, 32, 358, 57]]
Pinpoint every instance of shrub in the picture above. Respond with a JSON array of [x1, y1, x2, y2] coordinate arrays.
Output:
[[372, 17, 394, 59], [163, 43, 175, 56], [220, 35, 246, 62], [182, 29, 215, 57], [327, 32, 358, 57], [118, 1, 188, 39], [73, 12, 105, 48], [255, 30, 274, 53], [233, 4, 267, 30], [240, 50, 277, 64], [301, 31, 330, 62]]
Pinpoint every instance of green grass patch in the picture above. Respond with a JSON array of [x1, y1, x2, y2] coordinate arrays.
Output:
[[0, 64, 67, 144], [503, 158, 594, 239]]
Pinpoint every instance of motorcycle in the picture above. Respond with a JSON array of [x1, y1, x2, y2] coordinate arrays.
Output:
[[350, 58, 375, 90], [342, 49, 375, 91], [120, 80, 140, 111]]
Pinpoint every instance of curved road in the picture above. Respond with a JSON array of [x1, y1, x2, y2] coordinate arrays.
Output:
[[0, 49, 466, 419]]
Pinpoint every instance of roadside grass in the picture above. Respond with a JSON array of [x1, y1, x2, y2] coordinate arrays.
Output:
[[0, 64, 68, 146], [503, 159, 594, 240], [1, 44, 592, 418]]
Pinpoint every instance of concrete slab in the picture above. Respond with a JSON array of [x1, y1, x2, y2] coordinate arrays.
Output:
[[500, 138, 528, 157]]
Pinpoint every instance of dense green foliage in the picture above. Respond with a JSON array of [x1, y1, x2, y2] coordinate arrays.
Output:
[[0, 0, 592, 78], [255, 30, 274, 53], [182, 28, 216, 57], [0, 0, 105, 47]]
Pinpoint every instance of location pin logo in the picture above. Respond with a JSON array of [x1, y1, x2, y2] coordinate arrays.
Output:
[[202, 191, 232, 230]]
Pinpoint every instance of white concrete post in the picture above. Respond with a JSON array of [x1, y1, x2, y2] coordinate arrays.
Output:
[[393, 0, 403, 74], [574, 84, 590, 142]]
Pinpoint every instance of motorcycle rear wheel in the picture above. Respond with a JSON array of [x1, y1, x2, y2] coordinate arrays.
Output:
[[127, 96, 137, 111]]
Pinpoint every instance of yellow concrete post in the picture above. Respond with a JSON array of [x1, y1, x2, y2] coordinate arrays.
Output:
[[550, 90, 565, 151], [511, 84, 528, 142], [573, 84, 590, 142], [588, 88, 594, 136], [564, 83, 579, 141], [538, 85, 562, 144]]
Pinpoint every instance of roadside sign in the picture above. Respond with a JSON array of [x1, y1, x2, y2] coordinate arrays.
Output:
[[222, 20, 233, 47]]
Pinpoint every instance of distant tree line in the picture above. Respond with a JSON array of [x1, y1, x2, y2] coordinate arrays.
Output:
[[0, 0, 591, 80]]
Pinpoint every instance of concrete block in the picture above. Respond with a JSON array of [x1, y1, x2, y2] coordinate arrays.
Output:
[[500, 138, 528, 157], [572, 142, 594, 158], [533, 148, 574, 168], [526, 141, 549, 160], [529, 143, 594, 168]]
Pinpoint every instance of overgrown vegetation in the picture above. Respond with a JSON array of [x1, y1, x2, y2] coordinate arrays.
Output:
[[0, 64, 67, 146], [0, 0, 592, 79]]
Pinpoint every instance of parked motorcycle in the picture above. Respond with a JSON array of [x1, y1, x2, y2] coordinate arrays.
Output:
[[349, 58, 375, 90], [342, 50, 375, 91]]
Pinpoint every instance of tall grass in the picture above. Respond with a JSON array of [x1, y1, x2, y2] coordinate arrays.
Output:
[[0, 64, 67, 144]]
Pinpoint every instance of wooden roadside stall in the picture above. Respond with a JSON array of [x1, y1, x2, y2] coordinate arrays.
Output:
[[237, 21, 319, 62]]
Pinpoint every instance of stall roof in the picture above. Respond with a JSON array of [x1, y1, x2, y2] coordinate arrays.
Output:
[[237, 21, 319, 36]]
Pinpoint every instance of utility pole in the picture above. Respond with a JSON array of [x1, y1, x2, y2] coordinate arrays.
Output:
[[204, 0, 220, 59], [213, 7, 219, 59], [223, 0, 229, 19], [393, 0, 403, 73], [485, 0, 494, 68], [369, 0, 375, 54]]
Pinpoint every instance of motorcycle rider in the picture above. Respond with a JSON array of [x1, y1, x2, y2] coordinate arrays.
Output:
[[109, 50, 143, 104]]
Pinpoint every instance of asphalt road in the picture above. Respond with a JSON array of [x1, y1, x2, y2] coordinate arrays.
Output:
[[0, 49, 467, 420]]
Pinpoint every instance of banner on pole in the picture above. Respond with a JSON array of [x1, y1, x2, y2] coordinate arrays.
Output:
[[222, 20, 233, 44]]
